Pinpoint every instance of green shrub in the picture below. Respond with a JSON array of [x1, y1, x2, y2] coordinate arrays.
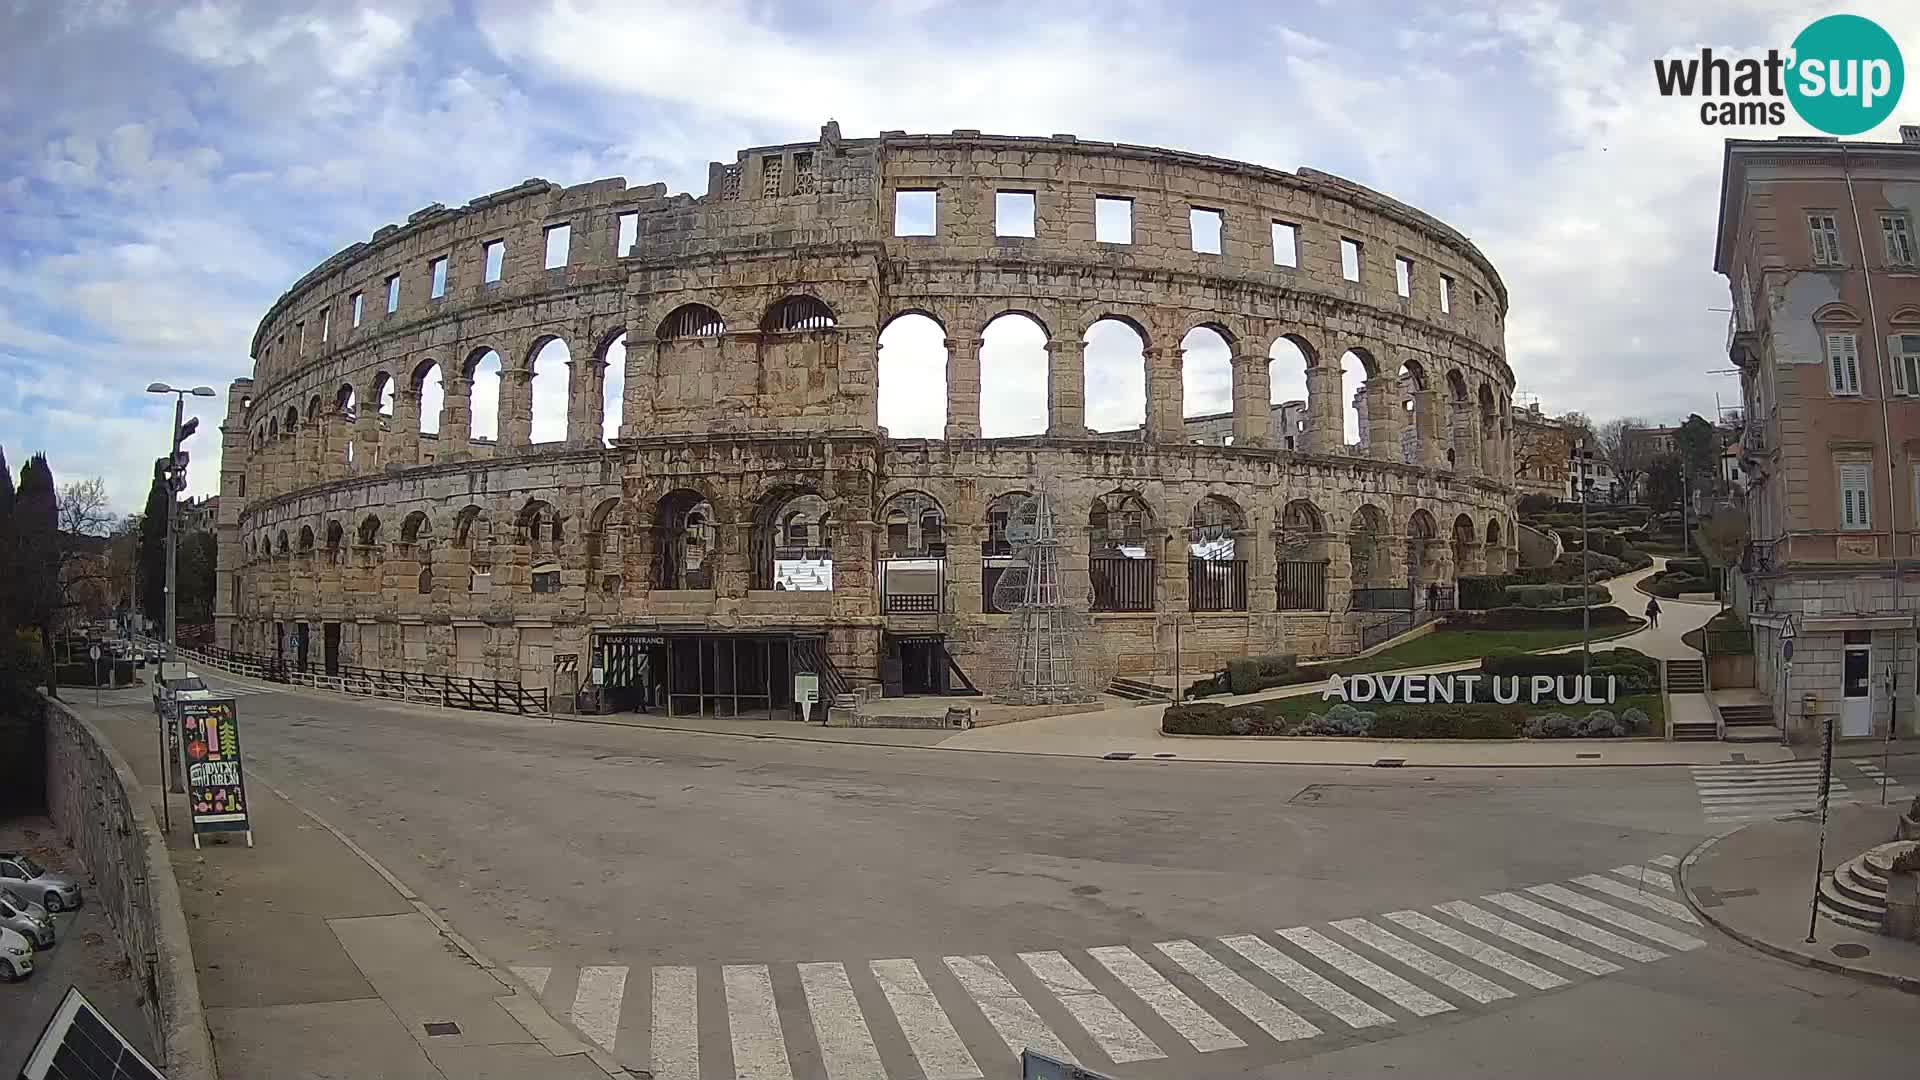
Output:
[[1590, 664, 1655, 693], [1482, 649, 1587, 677], [1446, 606, 1635, 631], [1516, 493, 1557, 515], [1187, 672, 1229, 699], [1592, 647, 1659, 674], [1458, 575, 1517, 610], [1505, 584, 1563, 607], [1226, 652, 1296, 694], [1665, 558, 1708, 577]]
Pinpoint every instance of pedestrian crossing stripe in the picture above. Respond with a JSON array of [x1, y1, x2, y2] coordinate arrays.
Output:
[[505, 858, 1707, 1074], [1688, 760, 1910, 823]]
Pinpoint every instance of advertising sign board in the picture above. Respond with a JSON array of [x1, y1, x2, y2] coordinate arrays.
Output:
[[794, 672, 820, 723], [178, 694, 253, 847]]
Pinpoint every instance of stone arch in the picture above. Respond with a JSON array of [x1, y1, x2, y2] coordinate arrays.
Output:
[[1187, 494, 1246, 556], [877, 311, 947, 439], [275, 529, 289, 555], [528, 335, 571, 444], [400, 510, 432, 546], [650, 488, 715, 590], [358, 514, 383, 548], [1090, 489, 1157, 612], [515, 499, 562, 551], [982, 489, 1034, 558], [753, 485, 833, 591], [880, 490, 946, 557], [1450, 511, 1479, 581], [659, 303, 726, 339], [453, 505, 490, 550], [1484, 516, 1506, 574], [1347, 503, 1389, 588], [880, 307, 949, 335], [586, 496, 628, 592], [269, 415, 279, 438], [980, 311, 1050, 438], [297, 524, 315, 553], [761, 295, 837, 332], [599, 331, 627, 446], [465, 347, 503, 441], [335, 383, 357, 415], [1181, 325, 1234, 423], [412, 359, 444, 435], [1406, 507, 1441, 588], [1084, 316, 1147, 436], [1408, 508, 1438, 539], [324, 520, 344, 563]]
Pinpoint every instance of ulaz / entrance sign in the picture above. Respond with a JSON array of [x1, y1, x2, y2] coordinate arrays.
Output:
[[1323, 673, 1619, 706]]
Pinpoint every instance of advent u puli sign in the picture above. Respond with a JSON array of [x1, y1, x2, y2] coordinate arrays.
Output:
[[179, 696, 253, 845], [1322, 673, 1618, 706]]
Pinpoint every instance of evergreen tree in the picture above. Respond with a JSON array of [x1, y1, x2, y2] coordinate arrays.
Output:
[[0, 445, 13, 633], [137, 458, 171, 625], [178, 530, 218, 624], [15, 453, 61, 696]]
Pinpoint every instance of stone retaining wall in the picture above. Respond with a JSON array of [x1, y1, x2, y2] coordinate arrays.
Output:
[[42, 696, 217, 1079]]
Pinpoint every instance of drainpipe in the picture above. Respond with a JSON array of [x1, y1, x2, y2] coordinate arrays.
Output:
[[1840, 144, 1901, 753]]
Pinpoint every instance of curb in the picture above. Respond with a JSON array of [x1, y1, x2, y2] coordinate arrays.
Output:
[[1677, 825, 1920, 996], [256, 777, 628, 1077]]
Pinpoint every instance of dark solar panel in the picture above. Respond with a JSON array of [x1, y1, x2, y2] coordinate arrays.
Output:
[[18, 987, 165, 1080]]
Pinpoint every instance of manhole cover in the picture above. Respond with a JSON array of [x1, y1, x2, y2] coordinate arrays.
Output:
[[423, 1021, 461, 1036], [1373, 758, 1405, 768], [1103, 752, 1136, 760], [1151, 752, 1176, 759], [1576, 752, 1601, 759], [1831, 943, 1871, 960]]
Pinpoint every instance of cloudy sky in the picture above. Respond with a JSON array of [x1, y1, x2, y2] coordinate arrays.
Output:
[[4, 0, 1918, 514]]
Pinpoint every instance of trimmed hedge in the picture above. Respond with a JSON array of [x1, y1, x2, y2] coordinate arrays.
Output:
[[1443, 605, 1636, 631], [1161, 699, 1651, 740], [1458, 575, 1515, 610], [1192, 654, 1332, 698]]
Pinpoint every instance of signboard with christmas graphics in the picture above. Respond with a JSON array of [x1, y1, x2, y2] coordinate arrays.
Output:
[[179, 694, 253, 847]]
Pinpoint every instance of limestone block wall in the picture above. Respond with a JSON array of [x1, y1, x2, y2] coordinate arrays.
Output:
[[225, 126, 1519, 697]]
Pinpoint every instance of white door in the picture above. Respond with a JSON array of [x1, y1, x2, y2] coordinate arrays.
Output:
[[1841, 643, 1873, 737]]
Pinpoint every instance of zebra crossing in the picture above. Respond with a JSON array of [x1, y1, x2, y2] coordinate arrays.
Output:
[[507, 856, 1707, 1077], [1690, 759, 1912, 824]]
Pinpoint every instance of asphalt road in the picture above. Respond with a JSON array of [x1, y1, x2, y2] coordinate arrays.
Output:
[[148, 674, 1920, 1078]]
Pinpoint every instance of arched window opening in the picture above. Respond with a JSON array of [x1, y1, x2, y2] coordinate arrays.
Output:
[[275, 530, 288, 555], [530, 338, 570, 443], [1406, 508, 1439, 590], [1085, 318, 1146, 437], [415, 361, 444, 436], [980, 490, 1033, 613], [602, 333, 626, 446], [284, 405, 299, 433], [878, 491, 946, 613], [337, 385, 358, 466], [1399, 360, 1427, 464], [652, 490, 715, 590], [358, 515, 382, 549], [400, 511, 432, 547], [1181, 326, 1233, 422], [754, 490, 832, 591], [298, 525, 315, 554], [1268, 336, 1312, 452], [1089, 491, 1155, 612], [660, 303, 725, 339], [417, 567, 433, 594], [1339, 350, 1373, 450], [1451, 513, 1478, 583], [324, 521, 343, 564], [877, 313, 947, 438], [1188, 494, 1247, 612], [1485, 516, 1506, 574], [1348, 505, 1388, 592], [467, 349, 502, 442], [375, 372, 396, 418], [762, 295, 836, 332], [980, 313, 1048, 437], [1447, 369, 1470, 470], [1276, 499, 1330, 611]]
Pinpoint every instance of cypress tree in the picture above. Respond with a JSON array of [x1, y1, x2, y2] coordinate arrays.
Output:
[[14, 453, 60, 696]]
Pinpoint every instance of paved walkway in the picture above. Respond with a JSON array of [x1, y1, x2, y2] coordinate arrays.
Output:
[[1682, 803, 1920, 992], [75, 696, 615, 1080]]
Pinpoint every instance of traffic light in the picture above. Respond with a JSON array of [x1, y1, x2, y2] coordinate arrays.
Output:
[[168, 417, 201, 492]]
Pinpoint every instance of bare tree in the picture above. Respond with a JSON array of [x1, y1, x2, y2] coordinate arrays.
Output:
[[1557, 411, 1596, 449], [1597, 417, 1652, 500], [54, 476, 119, 634], [1696, 508, 1749, 617], [59, 476, 117, 537]]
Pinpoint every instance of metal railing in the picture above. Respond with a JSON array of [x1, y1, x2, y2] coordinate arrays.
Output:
[[1351, 586, 1414, 611], [1277, 560, 1329, 611], [1359, 613, 1415, 649], [1091, 556, 1156, 612], [879, 557, 945, 614], [1188, 558, 1248, 612], [169, 643, 549, 715], [1425, 585, 1456, 612]]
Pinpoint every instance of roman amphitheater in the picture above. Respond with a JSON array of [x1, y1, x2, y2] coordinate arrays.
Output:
[[217, 122, 1518, 718]]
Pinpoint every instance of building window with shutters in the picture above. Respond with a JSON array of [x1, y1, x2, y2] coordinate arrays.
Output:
[[1809, 213, 1844, 266], [1892, 334, 1920, 397], [1883, 213, 1916, 267], [1827, 332, 1861, 396], [1839, 461, 1871, 530]]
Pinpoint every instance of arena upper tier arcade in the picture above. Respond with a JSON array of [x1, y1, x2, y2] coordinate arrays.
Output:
[[218, 123, 1518, 717]]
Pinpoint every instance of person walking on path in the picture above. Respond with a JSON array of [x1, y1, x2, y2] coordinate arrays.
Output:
[[1644, 596, 1661, 629]]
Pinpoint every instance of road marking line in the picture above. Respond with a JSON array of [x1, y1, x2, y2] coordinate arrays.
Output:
[[571, 965, 627, 1053], [945, 955, 1076, 1065], [1609, 866, 1676, 892], [1381, 910, 1569, 990], [510, 965, 551, 997], [1481, 892, 1666, 962], [1274, 926, 1453, 1017], [1217, 934, 1394, 1029], [1434, 901, 1620, 975], [723, 964, 794, 1080], [1648, 854, 1681, 868], [798, 962, 885, 1080], [1691, 761, 1826, 772], [869, 959, 981, 1080], [1087, 945, 1246, 1052], [1020, 951, 1164, 1063], [1527, 884, 1707, 951], [651, 966, 699, 1080], [1150, 940, 1317, 1044], [1695, 783, 1837, 796], [1571, 874, 1701, 924], [1329, 918, 1513, 1004]]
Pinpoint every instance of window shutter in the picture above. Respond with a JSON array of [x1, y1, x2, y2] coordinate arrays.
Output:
[[1912, 463, 1920, 527], [1830, 334, 1846, 392], [1811, 217, 1829, 264], [1893, 336, 1908, 396], [1841, 462, 1872, 528]]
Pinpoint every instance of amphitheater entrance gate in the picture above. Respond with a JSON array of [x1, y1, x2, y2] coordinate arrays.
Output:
[[595, 630, 801, 720]]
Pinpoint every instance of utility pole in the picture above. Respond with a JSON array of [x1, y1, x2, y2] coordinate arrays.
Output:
[[146, 382, 213, 803]]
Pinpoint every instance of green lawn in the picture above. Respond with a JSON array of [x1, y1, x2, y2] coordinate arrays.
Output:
[[1335, 623, 1646, 675], [1253, 689, 1667, 732]]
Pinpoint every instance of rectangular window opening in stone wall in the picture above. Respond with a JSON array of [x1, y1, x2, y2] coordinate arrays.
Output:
[[385, 273, 400, 314], [996, 191, 1035, 238], [1341, 238, 1362, 282], [1395, 256, 1413, 298], [544, 223, 571, 269], [762, 155, 783, 198], [617, 212, 639, 257], [895, 189, 936, 236], [1440, 274, 1453, 314], [1096, 195, 1132, 244], [320, 306, 329, 342], [1190, 207, 1222, 254], [1272, 221, 1298, 267], [430, 255, 448, 299], [483, 239, 504, 283], [351, 292, 363, 327]]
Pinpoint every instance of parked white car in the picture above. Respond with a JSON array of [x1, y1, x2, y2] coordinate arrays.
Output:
[[0, 925, 33, 981]]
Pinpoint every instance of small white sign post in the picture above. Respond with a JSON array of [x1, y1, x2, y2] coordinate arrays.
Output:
[[794, 672, 821, 724]]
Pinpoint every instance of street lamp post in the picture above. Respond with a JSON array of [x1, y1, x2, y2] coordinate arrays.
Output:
[[146, 382, 215, 804], [1574, 442, 1594, 676]]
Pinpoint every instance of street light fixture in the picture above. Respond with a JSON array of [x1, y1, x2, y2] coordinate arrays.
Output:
[[145, 381, 216, 807]]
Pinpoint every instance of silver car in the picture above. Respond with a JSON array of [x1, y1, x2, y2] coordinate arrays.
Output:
[[0, 853, 82, 913], [0, 889, 54, 948]]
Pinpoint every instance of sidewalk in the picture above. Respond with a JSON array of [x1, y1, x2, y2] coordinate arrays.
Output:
[[73, 697, 613, 1080], [1681, 802, 1920, 992]]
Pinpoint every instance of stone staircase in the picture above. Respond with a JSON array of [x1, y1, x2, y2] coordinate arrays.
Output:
[[1109, 676, 1174, 702], [1818, 840, 1920, 931], [1719, 702, 1780, 744], [1666, 658, 1706, 693]]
